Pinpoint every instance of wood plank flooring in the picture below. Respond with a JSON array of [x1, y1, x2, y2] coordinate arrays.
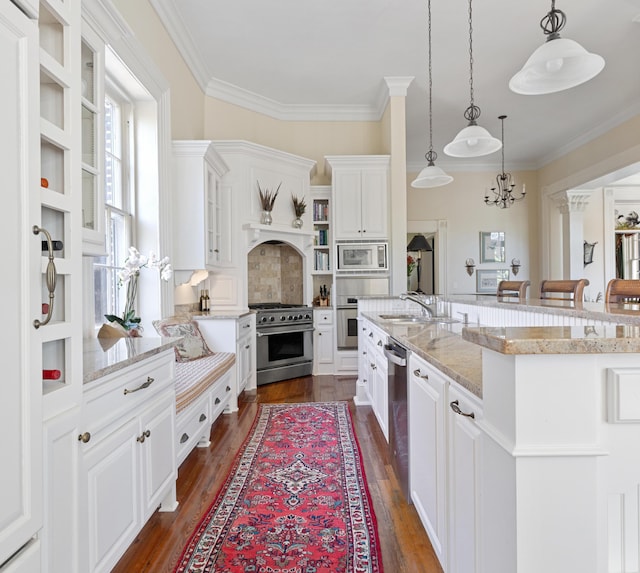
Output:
[[111, 375, 443, 573]]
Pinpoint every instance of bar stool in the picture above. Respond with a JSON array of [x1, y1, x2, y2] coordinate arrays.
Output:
[[539, 279, 589, 302], [497, 280, 530, 300], [605, 279, 640, 303]]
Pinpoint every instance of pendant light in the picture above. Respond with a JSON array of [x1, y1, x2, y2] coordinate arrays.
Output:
[[483, 115, 526, 209], [412, 0, 453, 188], [444, 0, 501, 158], [509, 1, 605, 95]]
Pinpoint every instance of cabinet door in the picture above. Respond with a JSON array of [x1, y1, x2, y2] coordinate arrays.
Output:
[[0, 4, 42, 566], [408, 356, 447, 567], [81, 419, 140, 573], [373, 349, 388, 440], [447, 385, 483, 573], [139, 396, 176, 521], [360, 169, 388, 238], [238, 332, 252, 393], [333, 169, 362, 239], [314, 325, 334, 368]]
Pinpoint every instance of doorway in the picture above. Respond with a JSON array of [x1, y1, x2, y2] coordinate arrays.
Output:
[[407, 219, 448, 295]]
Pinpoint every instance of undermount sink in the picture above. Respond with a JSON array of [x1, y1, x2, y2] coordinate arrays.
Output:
[[378, 314, 460, 324]]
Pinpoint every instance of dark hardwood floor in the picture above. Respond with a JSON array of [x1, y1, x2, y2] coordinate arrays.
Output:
[[112, 375, 443, 573]]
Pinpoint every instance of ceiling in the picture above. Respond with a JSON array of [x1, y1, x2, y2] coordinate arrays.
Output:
[[150, 0, 640, 173]]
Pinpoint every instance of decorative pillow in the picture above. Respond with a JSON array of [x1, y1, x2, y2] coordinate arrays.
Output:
[[152, 318, 214, 363]]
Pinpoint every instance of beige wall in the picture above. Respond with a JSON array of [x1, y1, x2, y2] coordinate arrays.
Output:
[[203, 98, 385, 184], [112, 0, 205, 139]]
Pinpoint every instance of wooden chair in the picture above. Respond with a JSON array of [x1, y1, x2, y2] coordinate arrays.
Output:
[[539, 279, 589, 302], [497, 280, 530, 300], [605, 279, 640, 304]]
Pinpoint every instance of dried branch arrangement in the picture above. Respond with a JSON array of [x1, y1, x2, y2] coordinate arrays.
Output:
[[292, 194, 307, 217], [257, 181, 281, 211]]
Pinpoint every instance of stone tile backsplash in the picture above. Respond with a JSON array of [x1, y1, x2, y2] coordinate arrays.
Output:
[[247, 243, 303, 305]]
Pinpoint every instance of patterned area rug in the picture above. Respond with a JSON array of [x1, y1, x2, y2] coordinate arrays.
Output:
[[174, 402, 383, 572]]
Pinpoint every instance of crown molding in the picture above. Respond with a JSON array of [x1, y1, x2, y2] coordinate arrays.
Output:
[[384, 76, 414, 97], [149, 0, 210, 91]]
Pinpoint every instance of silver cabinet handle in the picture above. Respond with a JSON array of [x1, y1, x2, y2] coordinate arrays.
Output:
[[137, 429, 151, 443], [413, 369, 429, 380], [33, 226, 57, 329], [124, 376, 154, 395], [450, 400, 475, 419]]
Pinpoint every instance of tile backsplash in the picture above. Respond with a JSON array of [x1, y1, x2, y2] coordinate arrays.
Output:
[[247, 243, 303, 304]]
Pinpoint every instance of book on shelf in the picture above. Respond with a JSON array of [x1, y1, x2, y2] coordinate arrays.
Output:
[[316, 228, 328, 246], [314, 250, 330, 272], [313, 201, 328, 222]]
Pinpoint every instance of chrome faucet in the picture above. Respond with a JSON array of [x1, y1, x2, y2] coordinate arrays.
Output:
[[399, 292, 434, 318]]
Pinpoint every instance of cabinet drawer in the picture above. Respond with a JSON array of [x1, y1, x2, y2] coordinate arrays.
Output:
[[83, 353, 174, 434], [176, 393, 211, 466], [210, 370, 233, 419], [314, 309, 333, 325]]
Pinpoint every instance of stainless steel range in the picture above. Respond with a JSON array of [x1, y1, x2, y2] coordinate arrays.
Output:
[[250, 304, 314, 386]]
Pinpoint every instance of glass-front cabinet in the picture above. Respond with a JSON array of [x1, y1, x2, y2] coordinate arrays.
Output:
[[80, 23, 105, 255]]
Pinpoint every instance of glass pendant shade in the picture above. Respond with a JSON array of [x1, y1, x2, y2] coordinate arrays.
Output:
[[444, 123, 502, 158], [510, 37, 605, 95], [411, 162, 454, 188]]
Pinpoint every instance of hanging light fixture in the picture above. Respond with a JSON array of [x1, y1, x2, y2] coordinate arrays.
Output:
[[509, 0, 604, 95], [444, 0, 501, 158], [412, 0, 453, 188], [484, 115, 526, 209]]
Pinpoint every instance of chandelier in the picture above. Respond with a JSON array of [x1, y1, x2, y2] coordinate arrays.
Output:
[[411, 0, 452, 188], [484, 115, 526, 209]]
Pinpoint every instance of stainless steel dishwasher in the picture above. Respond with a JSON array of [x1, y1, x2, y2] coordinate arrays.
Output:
[[384, 337, 410, 502]]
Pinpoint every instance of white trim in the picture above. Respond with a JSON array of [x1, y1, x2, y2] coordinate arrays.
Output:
[[213, 140, 317, 173], [384, 76, 414, 97]]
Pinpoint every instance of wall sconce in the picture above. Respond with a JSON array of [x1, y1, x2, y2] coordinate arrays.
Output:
[[465, 258, 475, 276], [584, 241, 597, 266], [511, 258, 521, 276]]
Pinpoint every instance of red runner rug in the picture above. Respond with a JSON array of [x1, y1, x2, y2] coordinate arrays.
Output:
[[174, 402, 383, 572]]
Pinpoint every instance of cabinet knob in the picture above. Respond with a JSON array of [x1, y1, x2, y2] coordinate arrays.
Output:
[[78, 432, 91, 443], [413, 369, 429, 380], [180, 433, 189, 444], [318, 332, 322, 336], [215, 397, 221, 405], [377, 340, 383, 346], [450, 400, 475, 419], [199, 413, 207, 422], [245, 344, 250, 349], [137, 429, 151, 443], [226, 386, 231, 392]]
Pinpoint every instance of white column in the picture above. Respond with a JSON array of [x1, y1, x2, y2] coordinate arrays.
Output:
[[551, 189, 593, 279], [384, 77, 413, 295]]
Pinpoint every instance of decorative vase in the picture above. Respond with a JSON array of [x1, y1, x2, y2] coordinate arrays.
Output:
[[292, 217, 303, 229], [261, 210, 272, 225]]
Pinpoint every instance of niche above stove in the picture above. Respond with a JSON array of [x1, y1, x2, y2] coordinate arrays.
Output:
[[247, 241, 304, 305]]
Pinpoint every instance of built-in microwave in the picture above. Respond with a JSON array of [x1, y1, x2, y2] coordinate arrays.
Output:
[[336, 242, 388, 272]]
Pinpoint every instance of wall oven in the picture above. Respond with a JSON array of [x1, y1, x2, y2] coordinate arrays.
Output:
[[251, 304, 314, 385]]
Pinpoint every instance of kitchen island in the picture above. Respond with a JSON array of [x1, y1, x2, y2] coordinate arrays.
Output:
[[359, 296, 640, 573]]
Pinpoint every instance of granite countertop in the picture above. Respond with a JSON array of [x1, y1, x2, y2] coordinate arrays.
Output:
[[362, 312, 483, 398], [184, 310, 253, 320], [83, 336, 181, 384], [462, 323, 640, 354]]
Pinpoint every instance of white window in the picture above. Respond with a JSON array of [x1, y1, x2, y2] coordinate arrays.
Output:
[[93, 90, 134, 330]]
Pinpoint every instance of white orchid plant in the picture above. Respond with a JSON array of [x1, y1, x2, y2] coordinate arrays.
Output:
[[105, 247, 173, 332]]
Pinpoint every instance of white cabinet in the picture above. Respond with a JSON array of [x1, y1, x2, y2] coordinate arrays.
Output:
[[237, 314, 255, 393], [172, 141, 231, 271], [447, 383, 483, 573], [1, 3, 42, 567], [408, 353, 447, 567], [196, 315, 255, 397], [359, 318, 388, 439], [325, 156, 390, 240], [78, 351, 177, 573], [313, 310, 334, 374]]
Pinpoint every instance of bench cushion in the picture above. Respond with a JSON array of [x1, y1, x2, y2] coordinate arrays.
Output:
[[174, 352, 235, 413]]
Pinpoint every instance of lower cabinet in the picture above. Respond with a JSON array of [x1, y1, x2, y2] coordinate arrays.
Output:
[[447, 384, 483, 573], [313, 309, 334, 374], [408, 354, 447, 566], [237, 314, 254, 393], [407, 351, 484, 573], [78, 351, 177, 573], [360, 318, 388, 440]]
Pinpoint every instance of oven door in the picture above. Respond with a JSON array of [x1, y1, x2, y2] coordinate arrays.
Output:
[[256, 323, 314, 372], [336, 307, 358, 350]]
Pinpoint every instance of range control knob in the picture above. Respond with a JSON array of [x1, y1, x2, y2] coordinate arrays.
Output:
[[288, 315, 294, 320], [260, 316, 268, 323], [269, 316, 275, 322], [298, 314, 303, 320], [280, 316, 286, 321], [305, 313, 312, 320]]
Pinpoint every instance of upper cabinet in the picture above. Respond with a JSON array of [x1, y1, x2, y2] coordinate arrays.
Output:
[[80, 22, 105, 255], [172, 141, 231, 271], [325, 156, 390, 240]]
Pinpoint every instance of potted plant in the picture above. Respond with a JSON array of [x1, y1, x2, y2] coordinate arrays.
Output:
[[291, 194, 306, 228], [257, 181, 281, 225]]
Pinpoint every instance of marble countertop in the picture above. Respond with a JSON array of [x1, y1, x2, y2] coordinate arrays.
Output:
[[83, 336, 181, 384], [362, 312, 483, 398], [462, 323, 640, 354]]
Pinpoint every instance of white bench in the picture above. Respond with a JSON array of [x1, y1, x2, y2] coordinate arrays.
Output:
[[174, 352, 236, 467]]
